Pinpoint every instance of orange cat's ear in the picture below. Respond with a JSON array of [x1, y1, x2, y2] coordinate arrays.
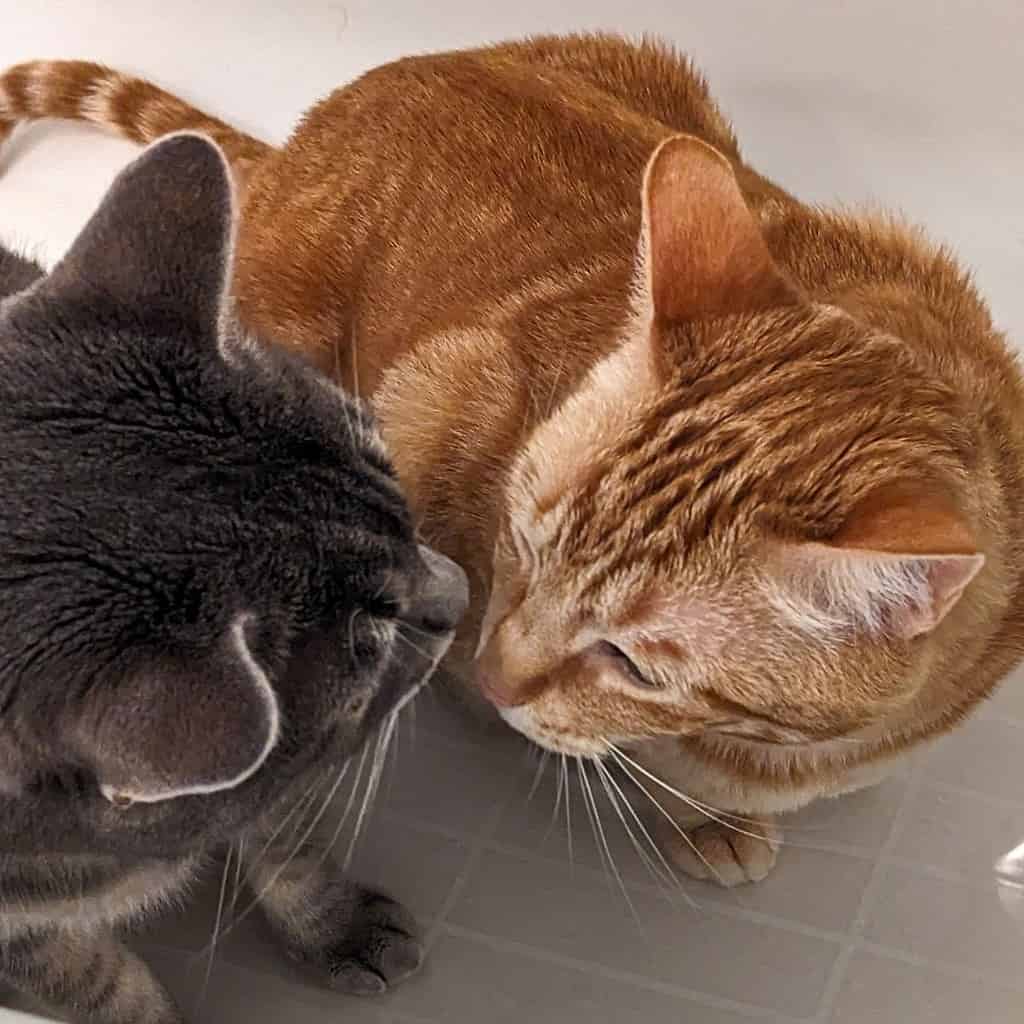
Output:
[[770, 489, 984, 641], [641, 135, 798, 323]]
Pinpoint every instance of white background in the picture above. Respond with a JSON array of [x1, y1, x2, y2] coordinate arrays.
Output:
[[0, 1, 1021, 341]]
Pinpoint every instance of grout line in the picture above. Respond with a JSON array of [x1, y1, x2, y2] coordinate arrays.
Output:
[[856, 940, 1024, 994], [925, 777, 1024, 811], [882, 853, 1020, 890], [470, 839, 851, 943], [420, 784, 520, 953], [385, 803, 887, 861], [811, 757, 928, 1023], [438, 921, 807, 1023], [380, 795, 914, 863], [381, 808, 864, 946]]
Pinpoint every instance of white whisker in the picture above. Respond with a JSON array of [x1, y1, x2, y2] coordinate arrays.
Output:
[[609, 748, 726, 888], [526, 749, 550, 806], [350, 323, 365, 444], [563, 755, 574, 868], [593, 758, 695, 909], [310, 742, 372, 878], [543, 751, 565, 845], [610, 745, 778, 848], [212, 759, 353, 946], [238, 780, 322, 905], [394, 628, 438, 659], [344, 713, 396, 870], [579, 757, 645, 934], [228, 836, 246, 923], [576, 756, 611, 886], [197, 844, 232, 1012]]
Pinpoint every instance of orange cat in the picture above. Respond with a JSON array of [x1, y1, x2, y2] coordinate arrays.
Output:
[[4, 34, 1021, 885]]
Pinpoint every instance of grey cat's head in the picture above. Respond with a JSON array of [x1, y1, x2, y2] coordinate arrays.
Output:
[[0, 134, 467, 856]]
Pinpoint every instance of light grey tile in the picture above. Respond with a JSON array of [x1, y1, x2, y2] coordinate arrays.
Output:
[[983, 666, 1024, 722], [375, 726, 525, 838], [926, 716, 1024, 804], [346, 815, 475, 920], [406, 686, 503, 747], [145, 946, 389, 1024], [891, 784, 1024, 882], [448, 848, 839, 1018], [493, 754, 688, 887], [384, 932, 770, 1024], [863, 863, 1024, 982], [495, 759, 874, 933], [716, 844, 873, 935], [785, 775, 909, 853], [831, 949, 1024, 1024]]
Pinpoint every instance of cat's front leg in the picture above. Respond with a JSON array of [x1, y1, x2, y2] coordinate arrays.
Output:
[[0, 927, 183, 1024], [653, 807, 781, 887], [243, 835, 422, 995]]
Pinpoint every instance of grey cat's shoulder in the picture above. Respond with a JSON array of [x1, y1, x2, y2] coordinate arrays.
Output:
[[0, 244, 44, 302]]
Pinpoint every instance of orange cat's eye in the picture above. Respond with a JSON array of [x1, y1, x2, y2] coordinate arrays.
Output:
[[598, 640, 659, 689]]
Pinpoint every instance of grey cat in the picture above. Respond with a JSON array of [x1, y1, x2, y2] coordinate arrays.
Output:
[[0, 132, 468, 1023]]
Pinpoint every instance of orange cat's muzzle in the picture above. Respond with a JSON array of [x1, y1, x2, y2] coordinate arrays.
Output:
[[475, 636, 554, 708]]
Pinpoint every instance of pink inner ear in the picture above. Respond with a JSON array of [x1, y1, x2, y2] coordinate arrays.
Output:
[[891, 552, 985, 638], [640, 134, 798, 323], [766, 485, 987, 640], [771, 542, 985, 641]]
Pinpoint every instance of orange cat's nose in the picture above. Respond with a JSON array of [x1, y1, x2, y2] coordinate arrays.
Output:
[[476, 668, 518, 709], [475, 642, 521, 707], [475, 639, 549, 708]]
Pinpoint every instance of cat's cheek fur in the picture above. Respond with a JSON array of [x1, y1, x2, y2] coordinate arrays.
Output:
[[507, 328, 660, 529], [498, 704, 609, 757]]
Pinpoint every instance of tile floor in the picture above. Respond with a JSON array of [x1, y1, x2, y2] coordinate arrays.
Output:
[[6, 667, 1024, 1024]]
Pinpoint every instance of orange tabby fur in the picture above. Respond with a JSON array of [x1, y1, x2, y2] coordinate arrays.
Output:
[[3, 35, 1022, 885]]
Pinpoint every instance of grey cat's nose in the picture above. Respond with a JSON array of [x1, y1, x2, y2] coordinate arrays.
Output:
[[407, 545, 470, 634]]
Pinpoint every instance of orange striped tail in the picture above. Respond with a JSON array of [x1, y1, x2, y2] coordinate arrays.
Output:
[[0, 60, 270, 172]]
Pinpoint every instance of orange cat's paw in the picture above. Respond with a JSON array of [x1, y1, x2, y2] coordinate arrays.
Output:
[[658, 816, 781, 887]]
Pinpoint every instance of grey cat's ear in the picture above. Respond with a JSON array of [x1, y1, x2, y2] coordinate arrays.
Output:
[[44, 132, 234, 332], [76, 615, 280, 805]]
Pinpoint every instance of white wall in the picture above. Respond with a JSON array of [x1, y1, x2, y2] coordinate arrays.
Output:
[[0, 1, 1020, 338]]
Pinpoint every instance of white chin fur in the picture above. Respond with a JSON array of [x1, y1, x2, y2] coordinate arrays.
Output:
[[498, 706, 608, 757]]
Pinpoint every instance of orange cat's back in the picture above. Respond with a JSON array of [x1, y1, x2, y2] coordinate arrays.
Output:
[[233, 35, 787, 379]]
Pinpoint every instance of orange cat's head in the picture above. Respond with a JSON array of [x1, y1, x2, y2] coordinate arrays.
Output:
[[475, 136, 986, 763]]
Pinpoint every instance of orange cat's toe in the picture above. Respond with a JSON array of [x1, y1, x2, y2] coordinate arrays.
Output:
[[659, 817, 781, 887]]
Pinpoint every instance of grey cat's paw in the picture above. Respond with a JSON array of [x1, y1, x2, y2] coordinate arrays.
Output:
[[298, 888, 424, 996]]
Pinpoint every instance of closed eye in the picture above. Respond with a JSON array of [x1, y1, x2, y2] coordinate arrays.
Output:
[[598, 640, 660, 690]]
